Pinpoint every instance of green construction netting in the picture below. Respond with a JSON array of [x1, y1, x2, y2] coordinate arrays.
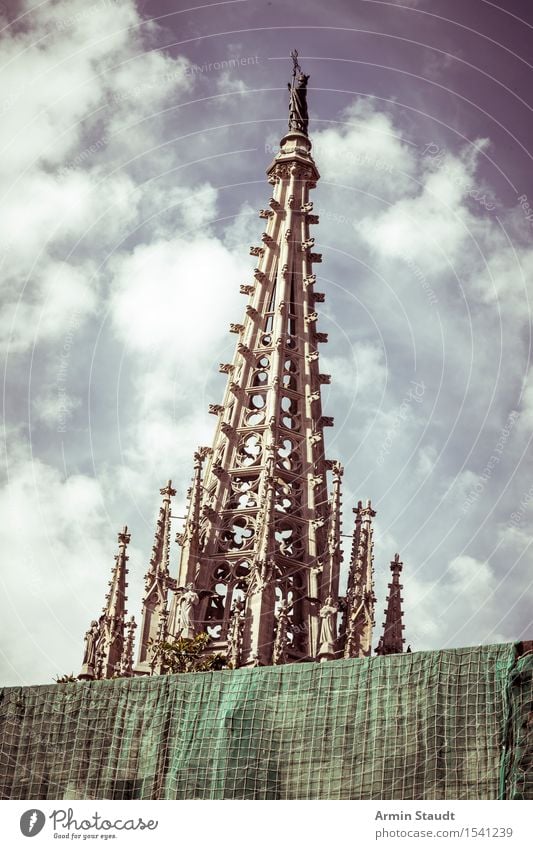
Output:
[[0, 643, 530, 800], [501, 650, 533, 799]]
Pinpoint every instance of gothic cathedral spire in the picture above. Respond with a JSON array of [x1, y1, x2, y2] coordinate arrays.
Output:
[[80, 526, 134, 680], [77, 53, 410, 680], [376, 554, 406, 656], [137, 482, 176, 673], [169, 53, 339, 666]]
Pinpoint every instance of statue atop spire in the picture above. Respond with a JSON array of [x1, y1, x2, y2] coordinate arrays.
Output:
[[288, 49, 310, 135]]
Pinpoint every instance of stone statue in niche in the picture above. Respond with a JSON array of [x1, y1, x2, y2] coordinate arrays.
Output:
[[318, 596, 338, 660], [172, 583, 199, 639], [82, 620, 100, 668]]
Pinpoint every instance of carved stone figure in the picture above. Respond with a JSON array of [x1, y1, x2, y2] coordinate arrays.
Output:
[[176, 583, 199, 639], [318, 596, 338, 659], [288, 72, 310, 135], [273, 600, 290, 665], [82, 620, 100, 668]]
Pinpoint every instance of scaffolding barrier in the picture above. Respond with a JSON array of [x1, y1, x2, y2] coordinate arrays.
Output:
[[0, 643, 530, 800]]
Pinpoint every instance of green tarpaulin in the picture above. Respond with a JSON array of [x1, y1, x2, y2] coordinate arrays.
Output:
[[0, 643, 530, 799]]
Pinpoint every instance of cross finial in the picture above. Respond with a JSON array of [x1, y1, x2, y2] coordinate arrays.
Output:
[[160, 480, 176, 498], [290, 48, 301, 78], [118, 526, 131, 547]]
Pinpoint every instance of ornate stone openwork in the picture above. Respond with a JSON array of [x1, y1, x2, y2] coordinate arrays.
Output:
[[79, 54, 406, 680]]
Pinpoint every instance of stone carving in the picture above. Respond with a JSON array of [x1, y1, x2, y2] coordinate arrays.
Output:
[[174, 583, 199, 639], [272, 600, 290, 665], [82, 620, 101, 669], [288, 50, 310, 135], [227, 598, 245, 668], [318, 596, 338, 659], [221, 422, 235, 437], [120, 616, 137, 676]]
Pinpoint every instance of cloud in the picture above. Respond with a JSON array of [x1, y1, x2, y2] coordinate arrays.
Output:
[[314, 100, 416, 197], [0, 0, 192, 355], [406, 556, 491, 646], [105, 225, 253, 493], [0, 455, 120, 685], [0, 259, 97, 354], [323, 342, 387, 399], [110, 233, 247, 360], [1, 2, 532, 685]]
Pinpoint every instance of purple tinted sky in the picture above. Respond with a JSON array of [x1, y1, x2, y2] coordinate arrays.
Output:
[[0, 0, 532, 684]]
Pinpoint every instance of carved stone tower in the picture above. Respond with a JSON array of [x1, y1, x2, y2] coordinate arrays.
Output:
[[167, 51, 337, 667], [77, 53, 409, 680], [137, 482, 176, 674], [80, 526, 136, 680], [376, 553, 406, 656]]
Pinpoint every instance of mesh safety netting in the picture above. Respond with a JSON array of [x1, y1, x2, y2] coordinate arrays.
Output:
[[0, 643, 530, 800]]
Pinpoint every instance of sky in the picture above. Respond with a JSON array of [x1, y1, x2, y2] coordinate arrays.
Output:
[[0, 0, 532, 686]]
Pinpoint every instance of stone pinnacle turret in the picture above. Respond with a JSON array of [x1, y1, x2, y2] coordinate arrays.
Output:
[[376, 553, 406, 656]]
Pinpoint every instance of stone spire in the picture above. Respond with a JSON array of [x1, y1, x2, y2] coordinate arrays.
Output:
[[120, 616, 137, 677], [74, 53, 404, 678], [342, 500, 376, 658], [376, 553, 406, 656], [173, 449, 210, 588], [315, 461, 343, 660], [137, 482, 175, 673], [79, 526, 130, 680], [173, 52, 338, 665]]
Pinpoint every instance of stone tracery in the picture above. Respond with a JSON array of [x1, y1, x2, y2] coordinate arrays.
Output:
[[78, 53, 407, 679]]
